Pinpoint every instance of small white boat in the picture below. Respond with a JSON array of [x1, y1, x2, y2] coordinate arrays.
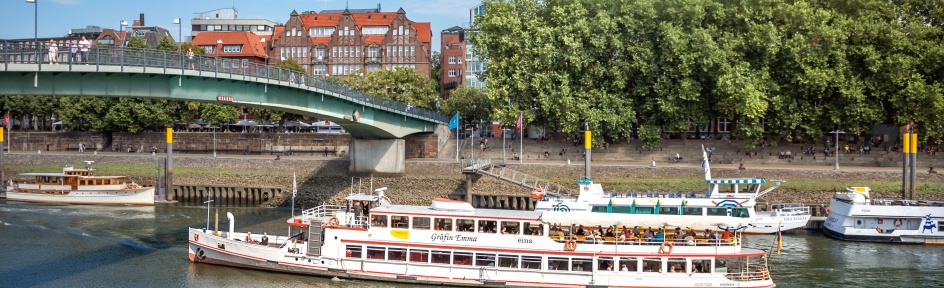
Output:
[[188, 189, 776, 287], [4, 161, 154, 206], [534, 146, 811, 234], [824, 187, 944, 244]]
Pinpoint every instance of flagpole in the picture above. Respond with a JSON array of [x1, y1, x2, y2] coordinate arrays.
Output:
[[456, 115, 460, 161], [292, 172, 297, 219]]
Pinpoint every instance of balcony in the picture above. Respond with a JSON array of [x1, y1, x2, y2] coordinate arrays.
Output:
[[365, 56, 381, 64], [312, 56, 327, 64]]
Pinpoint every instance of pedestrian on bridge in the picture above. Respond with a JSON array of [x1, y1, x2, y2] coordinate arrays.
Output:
[[48, 39, 59, 64]]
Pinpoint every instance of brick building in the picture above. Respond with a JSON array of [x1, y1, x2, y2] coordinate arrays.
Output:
[[268, 7, 432, 78], [440, 26, 465, 98], [191, 31, 268, 65]]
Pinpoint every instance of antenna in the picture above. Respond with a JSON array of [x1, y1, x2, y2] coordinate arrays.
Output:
[[84, 160, 95, 170]]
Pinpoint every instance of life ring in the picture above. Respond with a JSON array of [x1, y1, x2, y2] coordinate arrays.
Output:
[[564, 240, 578, 251], [894, 218, 903, 227], [194, 234, 199, 241], [328, 217, 340, 228], [877, 218, 883, 224], [659, 242, 674, 254]]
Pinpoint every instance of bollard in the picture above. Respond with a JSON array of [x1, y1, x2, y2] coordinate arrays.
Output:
[[94, 150, 97, 156], [152, 152, 156, 157], [37, 150, 41, 154], [651, 160, 656, 167], [567, 159, 571, 165]]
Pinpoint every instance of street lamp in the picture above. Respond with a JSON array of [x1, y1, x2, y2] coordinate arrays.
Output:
[[830, 129, 846, 171], [204, 199, 214, 230], [25, 0, 36, 50], [119, 20, 128, 46]]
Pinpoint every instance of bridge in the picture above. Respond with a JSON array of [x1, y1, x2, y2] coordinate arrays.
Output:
[[0, 42, 448, 174]]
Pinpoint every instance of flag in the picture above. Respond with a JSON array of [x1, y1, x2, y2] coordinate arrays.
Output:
[[776, 226, 783, 255], [3, 113, 9, 129], [448, 113, 459, 130], [292, 172, 297, 196], [516, 113, 522, 130]]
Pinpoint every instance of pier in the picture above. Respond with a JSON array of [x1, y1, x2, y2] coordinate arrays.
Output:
[[168, 185, 280, 206]]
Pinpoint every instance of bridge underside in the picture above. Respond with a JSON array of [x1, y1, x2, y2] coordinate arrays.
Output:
[[0, 65, 445, 174]]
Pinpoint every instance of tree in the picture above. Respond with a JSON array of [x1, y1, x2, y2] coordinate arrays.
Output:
[[126, 36, 147, 49], [431, 51, 442, 90], [334, 68, 440, 110], [275, 59, 306, 73], [156, 36, 178, 52], [441, 85, 491, 123]]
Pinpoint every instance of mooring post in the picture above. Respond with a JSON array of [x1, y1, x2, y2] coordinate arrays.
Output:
[[465, 174, 473, 203], [165, 128, 173, 202]]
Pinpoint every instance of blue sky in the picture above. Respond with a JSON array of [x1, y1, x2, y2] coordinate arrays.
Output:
[[0, 0, 481, 52]]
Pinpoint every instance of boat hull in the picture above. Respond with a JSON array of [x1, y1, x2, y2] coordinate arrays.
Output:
[[745, 214, 812, 234], [823, 199, 944, 244], [4, 187, 155, 206]]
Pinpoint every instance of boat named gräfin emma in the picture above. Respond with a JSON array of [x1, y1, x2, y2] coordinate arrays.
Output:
[[3, 161, 154, 206], [188, 188, 775, 287], [824, 187, 944, 244]]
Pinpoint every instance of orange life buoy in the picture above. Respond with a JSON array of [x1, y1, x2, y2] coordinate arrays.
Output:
[[877, 218, 883, 224], [194, 234, 199, 241], [659, 242, 674, 254], [564, 240, 578, 251], [894, 218, 903, 227], [328, 216, 340, 228]]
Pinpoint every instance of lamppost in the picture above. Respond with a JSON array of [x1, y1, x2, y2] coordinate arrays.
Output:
[[25, 0, 37, 55], [173, 18, 181, 67], [212, 125, 217, 159], [502, 127, 507, 163], [119, 20, 128, 65], [830, 129, 845, 171]]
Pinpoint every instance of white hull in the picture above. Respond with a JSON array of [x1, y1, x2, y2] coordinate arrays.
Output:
[[4, 187, 155, 206], [745, 212, 812, 234], [824, 197, 944, 244]]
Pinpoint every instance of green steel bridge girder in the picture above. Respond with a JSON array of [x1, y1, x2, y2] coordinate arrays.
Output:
[[0, 64, 443, 138]]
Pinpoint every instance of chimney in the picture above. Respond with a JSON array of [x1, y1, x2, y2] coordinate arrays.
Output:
[[139, 13, 145, 26]]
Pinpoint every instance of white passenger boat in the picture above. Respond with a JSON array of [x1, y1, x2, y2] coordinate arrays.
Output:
[[3, 161, 154, 206], [188, 190, 775, 287], [534, 147, 811, 234], [823, 187, 944, 244]]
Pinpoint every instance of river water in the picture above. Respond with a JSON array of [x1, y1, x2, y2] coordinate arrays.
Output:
[[1, 200, 941, 288]]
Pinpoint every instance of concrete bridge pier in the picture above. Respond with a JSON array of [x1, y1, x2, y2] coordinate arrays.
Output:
[[349, 138, 405, 175]]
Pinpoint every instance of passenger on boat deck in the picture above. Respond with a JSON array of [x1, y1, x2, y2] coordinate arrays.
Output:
[[605, 227, 615, 237], [670, 265, 677, 273], [260, 232, 269, 245], [245, 232, 256, 243], [684, 234, 695, 245], [703, 229, 713, 239], [621, 264, 629, 272], [654, 230, 665, 242], [576, 225, 585, 236], [721, 229, 733, 240]]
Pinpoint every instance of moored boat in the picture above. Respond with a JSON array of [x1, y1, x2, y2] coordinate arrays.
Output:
[[188, 189, 775, 287], [3, 161, 154, 206], [823, 187, 944, 244]]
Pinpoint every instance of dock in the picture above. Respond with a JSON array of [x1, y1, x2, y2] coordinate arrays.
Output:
[[806, 216, 827, 230]]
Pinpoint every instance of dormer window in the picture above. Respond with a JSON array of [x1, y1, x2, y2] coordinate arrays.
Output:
[[222, 45, 241, 53]]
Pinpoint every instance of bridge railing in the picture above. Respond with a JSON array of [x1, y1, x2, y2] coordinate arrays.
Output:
[[0, 40, 448, 124]]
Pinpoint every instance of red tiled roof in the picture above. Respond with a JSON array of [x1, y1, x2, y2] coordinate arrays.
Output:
[[310, 37, 331, 46], [191, 31, 267, 58], [363, 36, 385, 45], [413, 22, 431, 43], [351, 12, 397, 29], [272, 26, 285, 41], [299, 13, 343, 28]]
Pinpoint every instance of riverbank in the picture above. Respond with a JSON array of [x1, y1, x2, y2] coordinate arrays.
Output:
[[2, 152, 943, 208]]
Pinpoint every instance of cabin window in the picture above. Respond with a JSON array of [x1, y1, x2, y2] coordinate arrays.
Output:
[[523, 222, 544, 236], [366, 246, 386, 259], [96, 179, 103, 185], [682, 207, 703, 216], [409, 249, 428, 263], [667, 258, 686, 273], [521, 255, 542, 270], [548, 257, 569, 271], [591, 206, 606, 213], [345, 245, 362, 258], [501, 221, 520, 235], [434, 218, 453, 231], [430, 250, 451, 264], [619, 257, 638, 272], [457, 219, 476, 232], [642, 257, 662, 272], [412, 217, 431, 230], [658, 207, 679, 215], [478, 220, 497, 233], [498, 254, 518, 268], [475, 253, 496, 266], [692, 258, 712, 273], [597, 256, 615, 271], [634, 207, 654, 214], [454, 252, 473, 265], [572, 257, 592, 272], [939, 221, 944, 232], [731, 208, 750, 218], [707, 208, 729, 216], [387, 248, 407, 261], [106, 179, 113, 185], [370, 215, 388, 227], [390, 215, 409, 228]]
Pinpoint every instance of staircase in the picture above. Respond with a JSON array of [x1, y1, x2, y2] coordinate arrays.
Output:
[[462, 158, 579, 197]]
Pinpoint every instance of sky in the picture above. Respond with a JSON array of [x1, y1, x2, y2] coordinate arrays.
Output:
[[0, 0, 482, 52]]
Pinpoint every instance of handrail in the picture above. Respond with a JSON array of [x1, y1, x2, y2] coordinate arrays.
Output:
[[0, 40, 449, 124]]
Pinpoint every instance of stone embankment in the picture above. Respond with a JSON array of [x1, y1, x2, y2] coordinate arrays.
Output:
[[3, 153, 943, 208]]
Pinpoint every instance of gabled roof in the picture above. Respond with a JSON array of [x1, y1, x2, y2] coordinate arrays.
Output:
[[272, 26, 285, 41], [351, 12, 398, 29], [299, 13, 343, 28], [310, 37, 331, 46], [413, 22, 431, 43], [191, 31, 267, 58], [363, 36, 385, 45]]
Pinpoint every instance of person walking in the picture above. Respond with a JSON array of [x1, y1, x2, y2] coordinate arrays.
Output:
[[78, 36, 91, 64], [324, 146, 329, 157], [69, 40, 79, 63], [47, 39, 59, 64]]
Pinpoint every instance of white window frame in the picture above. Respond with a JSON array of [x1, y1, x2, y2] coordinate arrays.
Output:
[[449, 56, 455, 64], [448, 69, 456, 77], [222, 45, 241, 53]]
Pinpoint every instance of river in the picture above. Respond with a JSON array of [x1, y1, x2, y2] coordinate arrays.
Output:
[[1, 200, 941, 288]]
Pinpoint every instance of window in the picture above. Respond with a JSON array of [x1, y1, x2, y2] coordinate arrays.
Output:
[[940, 221, 944, 232], [571, 258, 592, 272], [242, 59, 249, 68], [312, 65, 326, 76], [692, 258, 712, 273], [682, 207, 703, 216], [521, 256, 542, 270], [201, 46, 214, 54], [523, 222, 543, 236], [449, 56, 456, 64], [369, 46, 379, 57], [258, 25, 267, 31], [731, 208, 750, 218], [501, 221, 520, 235], [658, 207, 679, 215], [430, 250, 450, 264], [499, 254, 518, 268], [409, 249, 428, 263], [619, 257, 638, 272], [291, 27, 296, 36], [598, 257, 615, 271], [390, 215, 409, 228], [333, 46, 338, 58], [475, 253, 495, 267], [345, 245, 362, 258], [457, 56, 462, 63], [448, 69, 456, 77], [412, 217, 431, 230], [370, 215, 387, 227], [434, 218, 453, 231], [398, 25, 403, 35], [310, 27, 335, 36], [634, 207, 654, 214], [387, 248, 407, 261], [642, 257, 662, 272], [548, 257, 568, 271], [411, 45, 415, 57], [478, 220, 497, 233], [454, 252, 473, 265], [707, 208, 729, 216], [366, 246, 385, 259], [356, 46, 361, 58], [718, 117, 731, 132], [667, 258, 686, 273], [386, 46, 391, 57]]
